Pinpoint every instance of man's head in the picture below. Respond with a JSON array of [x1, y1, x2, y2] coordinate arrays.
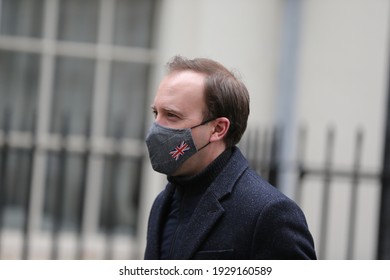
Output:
[[165, 56, 250, 148], [148, 56, 250, 176]]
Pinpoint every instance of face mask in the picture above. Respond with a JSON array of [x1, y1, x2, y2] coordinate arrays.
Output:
[[145, 120, 211, 175]]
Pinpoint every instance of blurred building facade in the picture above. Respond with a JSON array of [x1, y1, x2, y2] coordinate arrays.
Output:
[[0, 0, 389, 259]]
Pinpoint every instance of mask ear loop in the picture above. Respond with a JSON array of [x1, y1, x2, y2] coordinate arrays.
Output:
[[190, 118, 215, 129], [191, 118, 216, 151], [197, 141, 211, 151]]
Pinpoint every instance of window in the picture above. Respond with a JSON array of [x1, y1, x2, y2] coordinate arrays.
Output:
[[0, 0, 156, 258]]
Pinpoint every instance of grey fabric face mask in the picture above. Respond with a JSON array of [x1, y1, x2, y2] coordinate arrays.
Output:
[[145, 121, 211, 175]]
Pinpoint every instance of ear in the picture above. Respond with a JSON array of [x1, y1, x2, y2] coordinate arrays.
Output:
[[210, 117, 230, 142]]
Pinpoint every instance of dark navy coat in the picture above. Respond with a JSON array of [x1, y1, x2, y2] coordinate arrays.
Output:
[[144, 147, 316, 259]]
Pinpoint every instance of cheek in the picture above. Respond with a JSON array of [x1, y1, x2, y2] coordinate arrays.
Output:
[[191, 128, 211, 148]]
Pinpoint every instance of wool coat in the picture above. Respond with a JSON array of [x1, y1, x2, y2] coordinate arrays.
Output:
[[144, 147, 316, 259]]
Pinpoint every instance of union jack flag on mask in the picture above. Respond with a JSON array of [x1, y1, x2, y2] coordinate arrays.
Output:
[[170, 141, 190, 160]]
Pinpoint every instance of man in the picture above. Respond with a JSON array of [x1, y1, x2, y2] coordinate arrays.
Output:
[[144, 56, 316, 260]]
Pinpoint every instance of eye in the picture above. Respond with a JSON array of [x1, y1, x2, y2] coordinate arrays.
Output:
[[167, 112, 179, 119], [152, 109, 158, 118]]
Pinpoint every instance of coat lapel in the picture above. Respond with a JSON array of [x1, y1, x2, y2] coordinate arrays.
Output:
[[174, 147, 249, 259], [174, 191, 225, 259]]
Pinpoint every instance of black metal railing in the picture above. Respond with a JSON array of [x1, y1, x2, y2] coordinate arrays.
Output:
[[239, 125, 386, 260], [0, 110, 142, 259]]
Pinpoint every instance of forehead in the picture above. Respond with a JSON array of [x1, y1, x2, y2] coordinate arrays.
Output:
[[154, 70, 206, 115]]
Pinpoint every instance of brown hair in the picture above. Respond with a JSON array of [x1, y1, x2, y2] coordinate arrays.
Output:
[[166, 55, 250, 147]]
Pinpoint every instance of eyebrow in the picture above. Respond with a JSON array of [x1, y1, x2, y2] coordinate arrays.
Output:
[[150, 105, 185, 118]]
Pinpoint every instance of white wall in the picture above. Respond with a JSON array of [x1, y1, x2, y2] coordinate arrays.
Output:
[[152, 0, 282, 125], [298, 0, 389, 169]]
